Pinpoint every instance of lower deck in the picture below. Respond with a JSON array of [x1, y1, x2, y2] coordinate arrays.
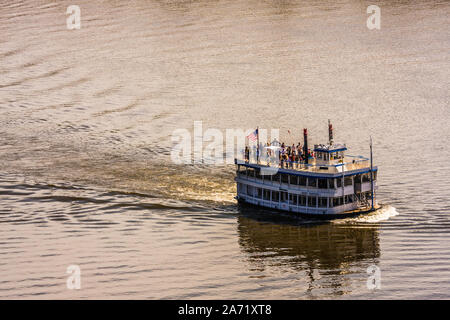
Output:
[[236, 180, 375, 216]]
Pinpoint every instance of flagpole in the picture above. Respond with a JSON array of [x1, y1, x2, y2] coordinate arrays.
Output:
[[256, 126, 259, 164], [370, 136, 374, 210]]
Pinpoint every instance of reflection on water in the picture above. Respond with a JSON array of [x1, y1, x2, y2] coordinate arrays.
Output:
[[237, 209, 380, 296]]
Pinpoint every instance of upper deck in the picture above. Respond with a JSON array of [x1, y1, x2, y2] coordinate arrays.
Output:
[[235, 155, 374, 177], [237, 140, 374, 176]]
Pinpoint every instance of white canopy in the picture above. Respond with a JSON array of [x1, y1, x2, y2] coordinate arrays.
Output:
[[264, 146, 281, 151]]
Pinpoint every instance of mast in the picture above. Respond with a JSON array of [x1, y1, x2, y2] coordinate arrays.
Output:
[[370, 136, 374, 210]]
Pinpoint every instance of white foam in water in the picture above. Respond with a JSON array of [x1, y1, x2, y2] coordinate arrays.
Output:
[[334, 204, 399, 224]]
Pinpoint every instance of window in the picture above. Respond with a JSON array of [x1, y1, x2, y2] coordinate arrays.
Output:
[[263, 189, 270, 201], [289, 194, 298, 205], [257, 188, 262, 199], [344, 176, 353, 186], [247, 185, 253, 196], [337, 178, 342, 188], [247, 168, 255, 178], [308, 196, 317, 207], [318, 197, 327, 208], [272, 191, 280, 202], [299, 195, 307, 206], [318, 178, 327, 189], [333, 197, 343, 207], [290, 176, 299, 185], [308, 178, 317, 188], [299, 176, 307, 186], [255, 168, 262, 180], [281, 174, 289, 184], [345, 195, 354, 203], [272, 173, 280, 183], [362, 173, 370, 182], [328, 178, 335, 189]]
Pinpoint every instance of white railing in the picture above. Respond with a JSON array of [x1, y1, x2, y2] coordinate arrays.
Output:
[[236, 154, 370, 173]]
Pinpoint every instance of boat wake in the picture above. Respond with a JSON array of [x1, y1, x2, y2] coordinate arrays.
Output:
[[334, 204, 399, 224]]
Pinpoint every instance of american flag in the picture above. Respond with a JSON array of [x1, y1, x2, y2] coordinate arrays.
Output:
[[247, 128, 258, 142]]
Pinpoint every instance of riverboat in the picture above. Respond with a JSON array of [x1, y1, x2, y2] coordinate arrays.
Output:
[[234, 122, 379, 218]]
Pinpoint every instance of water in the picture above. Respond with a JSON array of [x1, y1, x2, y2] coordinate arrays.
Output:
[[0, 0, 449, 299]]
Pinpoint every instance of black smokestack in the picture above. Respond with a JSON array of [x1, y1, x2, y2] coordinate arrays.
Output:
[[303, 128, 308, 164], [328, 119, 333, 145]]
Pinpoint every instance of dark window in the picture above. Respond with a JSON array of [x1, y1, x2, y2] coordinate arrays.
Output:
[[333, 197, 343, 207], [346, 195, 354, 203], [290, 176, 299, 185], [337, 178, 342, 188], [263, 189, 270, 200], [318, 178, 327, 189], [272, 173, 280, 183], [308, 195, 317, 207], [308, 178, 317, 188], [289, 194, 298, 205], [255, 168, 262, 179], [257, 188, 262, 199], [328, 178, 335, 189], [272, 191, 280, 202], [318, 197, 327, 208], [247, 168, 255, 177], [344, 176, 353, 186], [299, 176, 307, 186], [281, 174, 289, 184], [299, 195, 307, 206]]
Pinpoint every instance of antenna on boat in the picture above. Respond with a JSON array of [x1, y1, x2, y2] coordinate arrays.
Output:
[[328, 119, 333, 145], [370, 136, 374, 210]]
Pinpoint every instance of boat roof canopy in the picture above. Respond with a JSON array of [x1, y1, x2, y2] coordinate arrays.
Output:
[[264, 146, 281, 150]]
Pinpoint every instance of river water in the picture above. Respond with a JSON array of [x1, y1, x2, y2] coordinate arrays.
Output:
[[0, 0, 449, 299]]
